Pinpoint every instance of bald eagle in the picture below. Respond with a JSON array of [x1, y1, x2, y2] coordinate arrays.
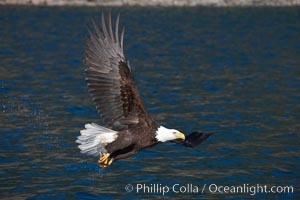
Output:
[[76, 13, 213, 168]]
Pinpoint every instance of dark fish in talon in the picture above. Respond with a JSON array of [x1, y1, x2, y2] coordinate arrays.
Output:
[[76, 13, 213, 169]]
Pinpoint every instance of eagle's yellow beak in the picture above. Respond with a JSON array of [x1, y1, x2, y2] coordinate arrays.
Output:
[[176, 132, 186, 140]]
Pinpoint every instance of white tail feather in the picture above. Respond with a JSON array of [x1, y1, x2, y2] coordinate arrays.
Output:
[[76, 123, 118, 156]]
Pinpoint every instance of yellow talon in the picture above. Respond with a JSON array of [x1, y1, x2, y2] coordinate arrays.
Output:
[[107, 158, 114, 166], [101, 164, 109, 169], [99, 158, 114, 169], [99, 153, 110, 162]]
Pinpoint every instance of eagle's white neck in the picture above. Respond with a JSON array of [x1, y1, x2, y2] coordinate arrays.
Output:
[[155, 126, 183, 142]]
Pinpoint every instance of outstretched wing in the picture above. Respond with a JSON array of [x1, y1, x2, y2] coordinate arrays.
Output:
[[84, 13, 151, 130]]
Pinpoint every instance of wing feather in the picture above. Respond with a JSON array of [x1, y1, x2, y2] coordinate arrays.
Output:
[[84, 13, 152, 130]]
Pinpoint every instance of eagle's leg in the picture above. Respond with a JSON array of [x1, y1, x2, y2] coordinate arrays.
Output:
[[98, 153, 114, 169], [98, 153, 110, 163], [99, 157, 114, 169], [102, 158, 114, 168]]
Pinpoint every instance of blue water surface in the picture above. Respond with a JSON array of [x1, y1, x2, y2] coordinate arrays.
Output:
[[1, 6, 299, 200]]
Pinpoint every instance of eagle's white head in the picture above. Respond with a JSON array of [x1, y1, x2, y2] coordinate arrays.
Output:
[[155, 126, 185, 142]]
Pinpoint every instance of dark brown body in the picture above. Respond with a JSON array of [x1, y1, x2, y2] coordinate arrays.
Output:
[[106, 122, 159, 160]]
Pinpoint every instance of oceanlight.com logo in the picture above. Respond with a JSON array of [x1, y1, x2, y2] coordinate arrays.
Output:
[[124, 183, 294, 196]]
